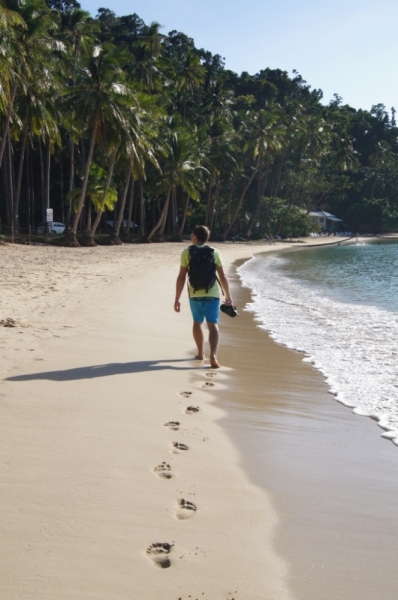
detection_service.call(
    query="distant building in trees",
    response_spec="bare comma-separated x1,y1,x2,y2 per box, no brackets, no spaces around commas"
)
308,211,343,232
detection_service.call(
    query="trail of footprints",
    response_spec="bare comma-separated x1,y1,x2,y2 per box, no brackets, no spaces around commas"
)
148,371,218,568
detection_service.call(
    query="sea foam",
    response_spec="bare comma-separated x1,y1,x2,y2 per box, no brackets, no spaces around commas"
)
238,253,398,446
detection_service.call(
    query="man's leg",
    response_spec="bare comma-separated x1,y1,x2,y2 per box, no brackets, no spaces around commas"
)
189,299,205,360
207,322,220,368
193,321,205,360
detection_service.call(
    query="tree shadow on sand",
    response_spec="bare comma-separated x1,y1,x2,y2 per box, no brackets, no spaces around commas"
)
6,359,196,383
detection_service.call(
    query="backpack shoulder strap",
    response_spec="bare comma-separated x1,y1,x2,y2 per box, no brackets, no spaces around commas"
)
187,245,195,265
216,275,225,296
211,248,225,296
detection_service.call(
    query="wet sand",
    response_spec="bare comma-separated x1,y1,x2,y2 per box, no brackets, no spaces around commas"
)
217,258,398,600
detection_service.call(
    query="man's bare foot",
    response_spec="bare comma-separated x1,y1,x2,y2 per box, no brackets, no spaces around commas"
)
195,353,205,360
210,355,220,368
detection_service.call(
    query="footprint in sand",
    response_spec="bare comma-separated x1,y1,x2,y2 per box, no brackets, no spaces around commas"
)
180,391,192,398
163,421,180,431
202,382,215,388
146,543,173,568
186,406,199,414
153,462,173,479
205,372,218,378
172,442,188,453
175,499,197,520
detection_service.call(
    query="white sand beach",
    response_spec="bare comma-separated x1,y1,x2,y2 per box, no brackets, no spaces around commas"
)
1,240,302,600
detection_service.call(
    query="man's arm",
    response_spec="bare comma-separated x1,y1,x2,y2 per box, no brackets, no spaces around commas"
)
216,266,233,305
174,266,187,312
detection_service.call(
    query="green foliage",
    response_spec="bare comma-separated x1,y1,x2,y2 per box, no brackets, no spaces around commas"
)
1,3,398,239
67,163,117,212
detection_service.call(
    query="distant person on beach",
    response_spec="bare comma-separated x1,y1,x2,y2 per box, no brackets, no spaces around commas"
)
174,225,233,368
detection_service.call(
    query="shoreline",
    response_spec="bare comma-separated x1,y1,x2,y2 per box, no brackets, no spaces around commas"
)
217,249,398,600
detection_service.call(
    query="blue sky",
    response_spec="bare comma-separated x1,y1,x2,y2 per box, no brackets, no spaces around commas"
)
80,0,398,114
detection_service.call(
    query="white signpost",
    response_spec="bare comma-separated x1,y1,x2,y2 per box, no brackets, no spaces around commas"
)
46,209,53,234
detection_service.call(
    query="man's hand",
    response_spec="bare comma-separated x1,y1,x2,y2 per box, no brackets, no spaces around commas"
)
216,266,233,307
175,267,187,313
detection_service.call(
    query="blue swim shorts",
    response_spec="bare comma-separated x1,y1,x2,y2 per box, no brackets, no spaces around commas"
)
189,297,220,324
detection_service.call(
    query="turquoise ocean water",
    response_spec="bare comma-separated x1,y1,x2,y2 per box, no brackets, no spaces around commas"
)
238,241,398,444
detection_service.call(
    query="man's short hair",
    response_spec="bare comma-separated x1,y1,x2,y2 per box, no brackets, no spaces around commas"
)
193,225,210,244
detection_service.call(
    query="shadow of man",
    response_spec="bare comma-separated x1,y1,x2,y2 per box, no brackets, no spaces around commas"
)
6,358,195,383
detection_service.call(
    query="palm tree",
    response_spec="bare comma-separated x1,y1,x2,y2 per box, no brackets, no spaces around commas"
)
195,118,238,232
0,1,25,168
12,70,60,233
203,76,234,122
67,162,117,234
137,21,164,94
368,140,393,199
1,0,60,238
0,0,57,168
62,8,97,83
61,8,98,229
177,50,205,124
62,43,133,246
222,109,281,239
110,100,160,244
147,129,207,241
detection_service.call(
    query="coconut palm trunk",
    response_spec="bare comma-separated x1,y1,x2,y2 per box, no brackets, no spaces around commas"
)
138,179,146,239
83,147,117,246
261,151,287,227
246,163,270,234
147,189,171,241
5,132,15,242
26,145,31,243
209,175,220,232
66,135,75,231
159,195,170,237
44,137,51,233
112,168,132,244
177,193,190,237
204,178,213,226
222,161,259,240
0,83,18,169
125,178,135,241
64,107,99,246
14,119,29,234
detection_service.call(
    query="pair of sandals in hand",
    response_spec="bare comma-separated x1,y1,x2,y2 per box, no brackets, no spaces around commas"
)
220,302,239,318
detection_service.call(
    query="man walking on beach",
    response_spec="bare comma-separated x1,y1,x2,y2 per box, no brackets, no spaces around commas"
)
174,225,233,368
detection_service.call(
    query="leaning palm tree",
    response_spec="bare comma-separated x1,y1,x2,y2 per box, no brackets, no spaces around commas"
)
67,162,117,234
146,129,207,241
62,42,133,246
222,108,280,240
110,96,160,244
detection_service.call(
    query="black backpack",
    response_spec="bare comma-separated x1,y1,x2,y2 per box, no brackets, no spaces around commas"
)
187,245,218,294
